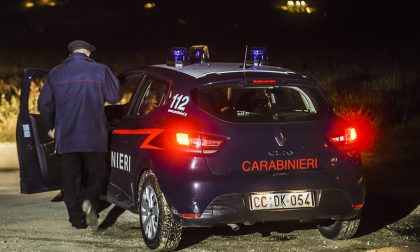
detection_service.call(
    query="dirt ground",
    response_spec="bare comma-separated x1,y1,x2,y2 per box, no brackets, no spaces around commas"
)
1,126,419,252
0,143,19,171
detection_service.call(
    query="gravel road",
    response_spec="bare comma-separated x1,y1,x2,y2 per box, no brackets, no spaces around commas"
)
0,141,419,251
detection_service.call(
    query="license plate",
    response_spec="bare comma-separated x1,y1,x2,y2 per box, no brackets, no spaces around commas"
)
249,191,315,210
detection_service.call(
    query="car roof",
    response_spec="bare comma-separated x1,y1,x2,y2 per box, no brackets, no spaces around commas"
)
153,62,302,79
132,62,317,92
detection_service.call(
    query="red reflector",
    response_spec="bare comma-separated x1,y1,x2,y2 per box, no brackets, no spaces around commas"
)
179,213,202,218
353,203,364,209
252,79,277,84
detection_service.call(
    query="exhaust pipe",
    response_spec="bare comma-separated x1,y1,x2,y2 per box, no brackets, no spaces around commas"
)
227,223,240,231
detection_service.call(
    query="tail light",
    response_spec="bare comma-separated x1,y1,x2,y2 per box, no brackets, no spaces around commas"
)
328,120,359,151
329,127,357,145
173,132,226,154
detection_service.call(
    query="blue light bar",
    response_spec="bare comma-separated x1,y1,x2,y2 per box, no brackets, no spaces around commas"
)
247,47,269,66
188,45,210,64
173,49,185,56
252,49,265,56
167,47,189,67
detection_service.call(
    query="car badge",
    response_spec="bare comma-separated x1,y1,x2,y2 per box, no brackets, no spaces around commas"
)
275,132,286,147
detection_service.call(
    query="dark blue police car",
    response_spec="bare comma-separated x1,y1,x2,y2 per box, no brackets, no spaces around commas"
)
17,46,365,251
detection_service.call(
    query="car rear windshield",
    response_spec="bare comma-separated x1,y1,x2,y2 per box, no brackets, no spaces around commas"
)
193,84,328,123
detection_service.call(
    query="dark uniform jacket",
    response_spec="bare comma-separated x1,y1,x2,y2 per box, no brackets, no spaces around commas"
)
38,53,121,154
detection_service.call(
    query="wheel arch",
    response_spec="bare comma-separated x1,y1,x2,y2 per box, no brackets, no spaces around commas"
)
133,158,161,208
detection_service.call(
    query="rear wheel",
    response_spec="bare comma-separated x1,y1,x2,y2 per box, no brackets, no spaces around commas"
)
317,217,360,240
138,170,182,251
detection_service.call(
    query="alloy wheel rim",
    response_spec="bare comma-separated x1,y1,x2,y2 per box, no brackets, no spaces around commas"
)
140,185,159,239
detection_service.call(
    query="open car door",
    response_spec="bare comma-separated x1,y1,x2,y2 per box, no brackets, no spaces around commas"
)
17,68,62,194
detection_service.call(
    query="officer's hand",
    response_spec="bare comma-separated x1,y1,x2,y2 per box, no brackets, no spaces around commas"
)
48,129,55,139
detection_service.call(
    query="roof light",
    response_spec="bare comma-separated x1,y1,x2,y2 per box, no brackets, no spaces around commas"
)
166,47,189,67
247,47,269,66
188,45,210,64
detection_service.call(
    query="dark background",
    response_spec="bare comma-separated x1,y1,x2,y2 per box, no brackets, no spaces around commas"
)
0,1,419,244
1,0,419,65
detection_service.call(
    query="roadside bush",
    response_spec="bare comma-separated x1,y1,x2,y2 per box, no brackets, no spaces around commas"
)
0,93,19,142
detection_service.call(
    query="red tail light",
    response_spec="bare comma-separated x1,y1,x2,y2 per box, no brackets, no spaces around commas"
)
173,132,226,154
113,128,227,154
329,127,357,145
328,119,359,151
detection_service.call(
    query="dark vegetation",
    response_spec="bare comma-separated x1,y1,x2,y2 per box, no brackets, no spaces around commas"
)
0,1,419,246
1,43,419,141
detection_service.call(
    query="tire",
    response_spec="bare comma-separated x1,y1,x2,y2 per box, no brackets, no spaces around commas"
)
317,217,360,240
138,170,182,251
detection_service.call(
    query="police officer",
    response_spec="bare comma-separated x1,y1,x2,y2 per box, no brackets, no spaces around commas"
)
38,40,122,229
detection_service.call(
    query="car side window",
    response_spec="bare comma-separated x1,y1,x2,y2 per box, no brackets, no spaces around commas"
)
105,73,145,126
118,74,146,106
132,76,169,117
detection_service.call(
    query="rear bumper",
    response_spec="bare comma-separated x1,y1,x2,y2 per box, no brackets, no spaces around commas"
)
177,189,362,227
153,155,365,228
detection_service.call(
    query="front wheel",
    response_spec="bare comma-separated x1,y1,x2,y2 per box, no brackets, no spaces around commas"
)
317,217,360,240
138,170,182,251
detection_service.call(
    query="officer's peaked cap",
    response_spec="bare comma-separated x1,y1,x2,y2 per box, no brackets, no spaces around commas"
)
67,40,96,52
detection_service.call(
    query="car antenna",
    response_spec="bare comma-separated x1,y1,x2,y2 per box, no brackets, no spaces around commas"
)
242,45,248,70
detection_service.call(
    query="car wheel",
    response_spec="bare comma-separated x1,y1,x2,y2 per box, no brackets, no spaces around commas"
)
138,170,182,251
317,217,360,240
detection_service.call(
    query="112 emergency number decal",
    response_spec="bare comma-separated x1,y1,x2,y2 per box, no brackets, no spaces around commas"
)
168,94,189,116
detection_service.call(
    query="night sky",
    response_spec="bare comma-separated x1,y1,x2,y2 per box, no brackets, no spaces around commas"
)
1,0,419,64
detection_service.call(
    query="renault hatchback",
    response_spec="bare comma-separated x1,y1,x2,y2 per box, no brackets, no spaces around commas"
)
17,46,365,251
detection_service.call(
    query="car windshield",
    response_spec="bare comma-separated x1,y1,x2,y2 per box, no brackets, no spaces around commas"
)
193,84,327,123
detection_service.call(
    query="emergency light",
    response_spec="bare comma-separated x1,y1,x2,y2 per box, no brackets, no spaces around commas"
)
167,47,189,67
188,45,210,64
247,47,269,66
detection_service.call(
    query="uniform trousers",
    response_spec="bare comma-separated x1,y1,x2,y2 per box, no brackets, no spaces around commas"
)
60,152,107,224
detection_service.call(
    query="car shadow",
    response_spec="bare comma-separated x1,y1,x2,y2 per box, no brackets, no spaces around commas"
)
177,221,317,250
98,205,126,230
49,190,127,231
357,188,419,237
357,163,420,236
357,124,420,236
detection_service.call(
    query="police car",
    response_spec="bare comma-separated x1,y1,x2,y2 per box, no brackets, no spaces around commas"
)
17,46,365,251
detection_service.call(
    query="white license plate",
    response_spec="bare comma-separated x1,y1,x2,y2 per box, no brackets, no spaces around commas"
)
249,191,315,210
